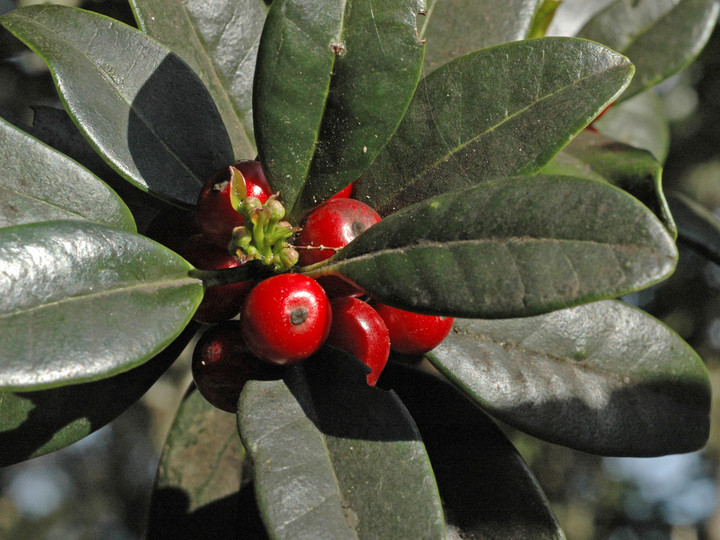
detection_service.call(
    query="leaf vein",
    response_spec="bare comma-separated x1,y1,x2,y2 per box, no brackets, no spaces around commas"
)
0,275,199,320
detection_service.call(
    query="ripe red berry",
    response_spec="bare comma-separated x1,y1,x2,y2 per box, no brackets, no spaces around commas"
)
196,160,272,248
328,181,355,201
296,198,381,266
327,297,390,386
180,234,254,323
241,273,332,365
372,302,454,356
192,321,284,412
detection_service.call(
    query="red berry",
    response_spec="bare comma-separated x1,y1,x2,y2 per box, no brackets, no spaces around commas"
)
180,234,254,323
192,321,284,412
327,297,390,386
296,198,381,266
241,273,332,365
372,302,454,356
328,181,355,201
196,160,272,248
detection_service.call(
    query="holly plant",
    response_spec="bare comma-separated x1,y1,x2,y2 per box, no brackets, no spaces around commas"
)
1,0,719,537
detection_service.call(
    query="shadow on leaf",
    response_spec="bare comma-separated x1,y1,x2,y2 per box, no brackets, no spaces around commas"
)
0,322,198,466
146,483,267,539
378,363,564,539
494,379,711,457
127,53,233,208
285,348,423,443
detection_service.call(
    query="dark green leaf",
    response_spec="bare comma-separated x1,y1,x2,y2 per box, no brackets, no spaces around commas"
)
0,5,233,208
667,190,720,266
577,0,720,100
420,0,539,73
354,37,634,215
13,106,166,223
131,0,268,159
312,175,677,318
427,300,710,456
0,220,203,390
594,90,670,163
238,349,444,540
0,115,135,231
542,129,675,237
379,363,565,539
253,0,426,218
0,323,197,467
147,385,267,539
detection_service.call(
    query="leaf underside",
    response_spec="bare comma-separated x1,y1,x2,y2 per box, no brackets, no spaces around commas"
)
594,90,670,164
379,363,565,539
238,349,445,539
427,300,711,456
667,190,720,267
577,0,720,100
420,0,539,73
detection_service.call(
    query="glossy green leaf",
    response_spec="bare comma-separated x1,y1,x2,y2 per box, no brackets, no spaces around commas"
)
238,349,445,540
542,129,675,237
311,175,677,318
15,106,165,220
0,5,233,208
427,300,711,456
354,38,634,216
0,220,203,390
147,385,267,539
577,0,720,100
131,0,268,159
253,0,427,218
378,363,565,539
0,115,135,231
0,323,197,467
594,90,671,163
420,0,539,73
667,190,720,267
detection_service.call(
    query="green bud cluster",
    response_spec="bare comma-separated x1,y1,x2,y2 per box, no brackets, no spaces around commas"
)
229,194,299,271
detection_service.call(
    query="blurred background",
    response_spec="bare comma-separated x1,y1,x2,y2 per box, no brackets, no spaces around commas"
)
1,1,719,538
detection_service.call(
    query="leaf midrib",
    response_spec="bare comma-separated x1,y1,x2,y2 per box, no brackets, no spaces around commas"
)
597,0,685,53
377,53,630,209
330,235,671,267
169,0,257,153
446,315,684,388
288,0,349,218
0,274,200,320
0,185,95,221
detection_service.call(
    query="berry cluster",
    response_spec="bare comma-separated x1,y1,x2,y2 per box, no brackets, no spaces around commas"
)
187,161,454,412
